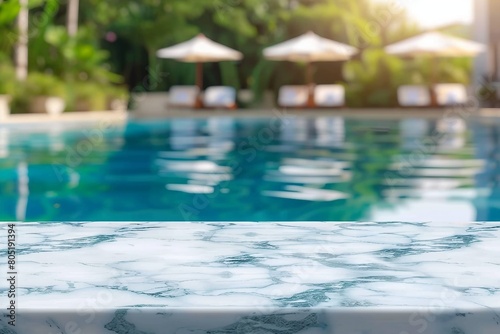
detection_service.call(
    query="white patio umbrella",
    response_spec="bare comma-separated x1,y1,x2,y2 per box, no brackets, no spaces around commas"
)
264,31,357,84
263,31,357,106
384,31,486,83
385,31,485,58
157,34,243,91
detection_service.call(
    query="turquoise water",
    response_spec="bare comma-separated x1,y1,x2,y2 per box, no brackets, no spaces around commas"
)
0,116,497,222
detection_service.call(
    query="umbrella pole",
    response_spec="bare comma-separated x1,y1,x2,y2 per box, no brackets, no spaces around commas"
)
431,57,438,84
430,57,438,107
195,62,203,109
306,62,315,108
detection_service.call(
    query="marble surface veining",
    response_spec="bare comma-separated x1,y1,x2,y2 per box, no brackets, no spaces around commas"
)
1,221,500,334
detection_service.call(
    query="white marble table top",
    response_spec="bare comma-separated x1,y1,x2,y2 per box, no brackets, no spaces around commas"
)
2,221,499,310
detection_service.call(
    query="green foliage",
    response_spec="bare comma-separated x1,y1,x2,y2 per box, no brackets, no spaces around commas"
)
27,0,61,71
83,0,210,86
289,1,350,42
0,0,20,53
249,60,276,103
67,81,107,111
35,25,122,84
66,82,129,111
343,48,405,107
24,72,66,97
0,1,20,23
105,85,129,100
0,55,16,95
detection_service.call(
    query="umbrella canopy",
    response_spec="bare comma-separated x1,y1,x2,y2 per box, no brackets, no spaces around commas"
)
156,34,242,62
157,34,242,103
263,31,358,62
384,31,485,58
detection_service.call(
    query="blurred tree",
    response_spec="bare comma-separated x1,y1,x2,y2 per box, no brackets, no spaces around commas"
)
66,0,79,36
81,0,210,89
343,48,405,107
15,0,28,80
0,0,20,54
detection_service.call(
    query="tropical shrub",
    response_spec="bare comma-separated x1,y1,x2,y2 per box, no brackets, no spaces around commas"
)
0,57,17,95
343,48,405,107
24,72,66,97
67,81,107,111
10,72,65,113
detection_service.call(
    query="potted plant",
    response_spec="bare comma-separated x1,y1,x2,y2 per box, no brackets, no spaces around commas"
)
0,62,16,119
25,73,66,115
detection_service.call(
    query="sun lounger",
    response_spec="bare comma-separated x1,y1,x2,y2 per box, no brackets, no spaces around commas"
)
168,86,200,108
433,84,467,106
278,85,309,108
313,85,345,107
202,86,237,109
397,85,431,107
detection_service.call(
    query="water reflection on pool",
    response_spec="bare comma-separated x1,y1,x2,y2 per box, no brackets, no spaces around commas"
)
0,115,498,222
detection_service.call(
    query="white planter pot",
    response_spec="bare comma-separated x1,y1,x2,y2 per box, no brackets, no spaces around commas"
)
30,96,66,115
0,95,11,119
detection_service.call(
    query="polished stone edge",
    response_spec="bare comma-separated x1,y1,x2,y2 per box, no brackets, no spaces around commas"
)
2,309,500,334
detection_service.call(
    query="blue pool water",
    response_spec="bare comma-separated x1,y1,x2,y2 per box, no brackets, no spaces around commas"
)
0,115,499,222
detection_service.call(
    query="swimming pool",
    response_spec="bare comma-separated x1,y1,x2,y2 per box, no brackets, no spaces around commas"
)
0,115,498,222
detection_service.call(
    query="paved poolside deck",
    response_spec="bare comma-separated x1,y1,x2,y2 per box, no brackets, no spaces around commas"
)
0,110,129,125
132,107,500,120
2,108,500,125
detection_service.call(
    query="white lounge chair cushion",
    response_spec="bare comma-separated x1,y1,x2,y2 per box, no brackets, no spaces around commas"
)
397,85,431,107
203,86,236,108
169,86,200,107
314,85,345,107
278,85,309,107
434,84,467,106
